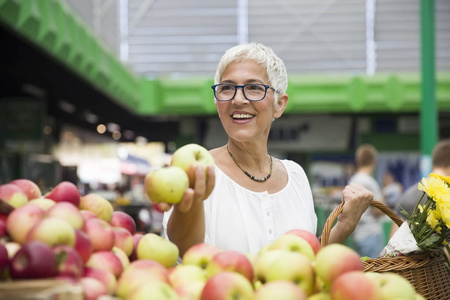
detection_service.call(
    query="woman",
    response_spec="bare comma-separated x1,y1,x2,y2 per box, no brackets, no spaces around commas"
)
158,42,373,257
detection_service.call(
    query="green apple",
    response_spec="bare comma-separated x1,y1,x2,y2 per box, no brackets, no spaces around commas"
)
314,243,362,287
308,292,331,300
255,249,315,296
26,217,75,247
27,198,56,210
373,273,417,300
268,234,315,261
137,233,179,268
79,193,114,222
170,143,215,187
127,281,179,300
169,264,207,288
144,166,189,204
254,281,307,300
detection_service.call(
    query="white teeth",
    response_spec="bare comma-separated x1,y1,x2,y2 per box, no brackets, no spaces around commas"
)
232,114,254,119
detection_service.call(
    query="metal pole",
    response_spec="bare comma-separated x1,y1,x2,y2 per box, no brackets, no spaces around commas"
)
420,0,438,178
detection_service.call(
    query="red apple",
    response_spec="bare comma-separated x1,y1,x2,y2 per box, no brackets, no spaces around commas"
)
53,245,84,279
47,202,84,229
84,218,115,251
80,210,98,223
255,281,308,300
86,250,123,278
116,261,170,299
315,244,363,287
110,211,136,234
129,233,144,261
9,241,58,279
45,181,80,207
79,193,113,222
112,227,134,256
206,250,254,282
285,229,321,254
74,229,93,264
6,203,46,244
0,217,6,238
83,267,117,295
330,271,381,300
0,243,9,279
10,179,42,200
0,183,27,208
26,217,76,247
79,277,109,300
182,242,223,270
200,271,254,300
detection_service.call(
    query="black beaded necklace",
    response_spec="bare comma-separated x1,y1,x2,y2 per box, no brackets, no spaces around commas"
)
226,144,272,182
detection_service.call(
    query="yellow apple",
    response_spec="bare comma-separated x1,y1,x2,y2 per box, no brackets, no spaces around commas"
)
144,166,189,204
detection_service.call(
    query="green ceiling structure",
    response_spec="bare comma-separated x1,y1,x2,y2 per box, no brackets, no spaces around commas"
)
1,0,449,117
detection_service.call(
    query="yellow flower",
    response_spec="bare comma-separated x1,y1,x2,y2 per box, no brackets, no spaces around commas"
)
437,203,450,227
418,176,450,205
426,209,440,230
430,173,450,186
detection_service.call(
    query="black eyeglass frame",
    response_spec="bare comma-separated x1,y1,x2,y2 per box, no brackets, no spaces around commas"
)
211,84,276,102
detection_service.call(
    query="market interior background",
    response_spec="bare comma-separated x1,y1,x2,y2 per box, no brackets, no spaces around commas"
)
0,0,449,237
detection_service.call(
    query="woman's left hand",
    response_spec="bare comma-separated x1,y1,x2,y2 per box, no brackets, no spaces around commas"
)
339,183,373,230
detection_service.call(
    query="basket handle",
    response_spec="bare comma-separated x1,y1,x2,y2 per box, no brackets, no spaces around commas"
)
320,200,404,247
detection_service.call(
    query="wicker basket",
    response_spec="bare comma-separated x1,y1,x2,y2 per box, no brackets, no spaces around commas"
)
321,200,450,300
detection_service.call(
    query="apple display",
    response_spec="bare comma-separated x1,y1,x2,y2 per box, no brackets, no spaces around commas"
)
79,277,109,300
27,198,56,210
255,249,315,296
170,143,215,187
314,244,362,287
10,179,42,200
74,228,93,264
112,227,134,256
86,250,124,278
137,233,179,268
110,211,136,234
44,181,81,207
182,242,222,270
83,266,117,295
285,229,321,254
53,245,84,279
0,183,28,208
330,271,380,300
26,217,76,247
144,166,189,204
206,250,254,282
200,271,254,300
169,264,207,289
79,193,114,222
126,281,179,300
9,241,58,279
83,218,115,251
254,281,307,300
268,234,315,261
47,202,84,229
129,233,144,261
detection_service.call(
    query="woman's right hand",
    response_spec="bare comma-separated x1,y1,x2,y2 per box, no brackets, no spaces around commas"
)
156,164,215,213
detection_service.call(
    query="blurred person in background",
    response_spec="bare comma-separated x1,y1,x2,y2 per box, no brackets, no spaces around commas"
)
382,169,403,211
394,139,450,222
348,144,387,258
157,42,375,257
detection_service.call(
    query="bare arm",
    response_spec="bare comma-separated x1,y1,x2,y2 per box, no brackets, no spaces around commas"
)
328,183,373,244
158,165,215,257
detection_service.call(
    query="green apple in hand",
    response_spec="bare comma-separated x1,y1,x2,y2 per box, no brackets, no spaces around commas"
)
171,143,215,187
144,166,189,204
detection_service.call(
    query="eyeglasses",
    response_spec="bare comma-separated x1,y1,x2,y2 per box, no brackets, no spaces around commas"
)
211,84,276,102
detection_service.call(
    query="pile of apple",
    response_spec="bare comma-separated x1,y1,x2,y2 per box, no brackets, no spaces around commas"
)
0,143,425,300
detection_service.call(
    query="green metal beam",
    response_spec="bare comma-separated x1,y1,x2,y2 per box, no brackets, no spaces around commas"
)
420,0,438,177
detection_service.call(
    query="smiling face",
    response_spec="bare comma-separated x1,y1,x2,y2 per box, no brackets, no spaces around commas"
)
215,60,288,143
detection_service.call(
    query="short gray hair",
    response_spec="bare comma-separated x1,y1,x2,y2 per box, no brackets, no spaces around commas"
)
214,42,288,95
